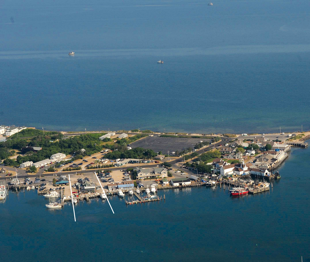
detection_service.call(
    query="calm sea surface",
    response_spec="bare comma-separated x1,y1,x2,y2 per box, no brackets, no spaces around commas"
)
0,144,309,262
0,0,309,133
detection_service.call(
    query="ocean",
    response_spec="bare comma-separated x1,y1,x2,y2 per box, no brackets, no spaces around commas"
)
0,0,309,133
0,144,309,262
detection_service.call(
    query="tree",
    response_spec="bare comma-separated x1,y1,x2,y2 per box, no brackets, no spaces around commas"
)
265,144,272,151
168,172,172,177
236,147,245,153
28,166,37,173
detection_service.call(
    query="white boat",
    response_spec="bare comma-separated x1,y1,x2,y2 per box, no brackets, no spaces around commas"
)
31,185,35,190
206,180,216,187
150,186,156,193
100,193,107,200
44,191,60,198
118,190,125,197
129,190,133,195
145,188,150,194
46,202,62,209
68,51,75,56
73,198,78,204
0,185,7,200
136,188,140,194
157,60,164,64
26,186,31,191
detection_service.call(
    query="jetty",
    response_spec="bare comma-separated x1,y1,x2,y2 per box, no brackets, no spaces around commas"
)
287,141,308,148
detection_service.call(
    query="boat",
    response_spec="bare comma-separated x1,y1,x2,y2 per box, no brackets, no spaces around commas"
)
46,202,62,209
145,188,150,194
150,186,156,193
68,52,75,56
26,186,31,191
136,188,140,194
129,190,133,195
0,185,7,200
208,3,213,6
118,190,125,197
230,187,248,196
206,180,216,187
31,185,35,190
73,198,78,205
100,193,107,200
9,178,20,186
43,191,60,198
157,60,164,64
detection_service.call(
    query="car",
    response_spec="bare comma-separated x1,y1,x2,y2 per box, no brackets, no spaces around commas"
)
40,183,46,187
92,157,97,159
78,163,83,165
83,160,88,162
41,179,46,181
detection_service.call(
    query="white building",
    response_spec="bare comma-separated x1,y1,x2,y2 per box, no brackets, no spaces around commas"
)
135,167,167,179
249,168,271,177
20,161,33,168
170,178,191,187
50,153,66,162
0,126,5,135
5,128,19,137
33,159,51,168
99,132,115,140
272,143,291,152
118,133,128,139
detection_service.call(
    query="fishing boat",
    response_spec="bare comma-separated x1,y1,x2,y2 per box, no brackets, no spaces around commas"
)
46,202,62,209
206,180,216,187
118,190,125,197
73,198,78,205
0,185,7,200
100,193,107,200
136,188,140,194
26,186,31,191
145,188,150,194
157,60,164,64
44,191,60,198
129,190,133,195
68,51,75,56
230,187,248,196
150,186,156,193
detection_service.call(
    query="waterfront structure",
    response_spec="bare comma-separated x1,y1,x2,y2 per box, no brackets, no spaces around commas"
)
170,178,191,186
20,161,33,168
135,167,167,179
117,181,134,189
99,132,115,140
118,133,128,139
4,126,26,137
220,162,249,176
249,168,271,177
254,150,288,170
50,153,66,162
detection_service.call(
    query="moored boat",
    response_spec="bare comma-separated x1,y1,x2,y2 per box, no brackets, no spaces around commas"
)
230,187,248,196
44,191,60,198
0,185,7,200
129,190,133,195
46,202,62,209
118,190,125,197
157,60,164,64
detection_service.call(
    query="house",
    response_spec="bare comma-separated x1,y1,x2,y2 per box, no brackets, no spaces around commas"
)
20,161,33,168
50,153,66,162
0,126,5,135
170,178,191,187
33,159,51,168
220,161,249,176
218,146,234,154
21,146,42,154
118,133,128,139
161,178,169,185
135,167,167,179
99,132,115,140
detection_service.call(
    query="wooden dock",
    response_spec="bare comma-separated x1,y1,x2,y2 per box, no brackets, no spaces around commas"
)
287,141,308,148
248,186,270,194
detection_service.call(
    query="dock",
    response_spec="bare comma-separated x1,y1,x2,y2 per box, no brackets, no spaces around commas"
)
248,186,270,194
287,141,308,148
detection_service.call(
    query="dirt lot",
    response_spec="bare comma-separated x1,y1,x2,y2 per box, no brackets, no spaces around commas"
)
129,136,212,153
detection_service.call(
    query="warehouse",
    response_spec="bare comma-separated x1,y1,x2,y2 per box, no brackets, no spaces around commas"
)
170,178,191,187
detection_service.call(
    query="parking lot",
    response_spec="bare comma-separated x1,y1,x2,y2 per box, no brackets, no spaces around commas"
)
130,136,212,154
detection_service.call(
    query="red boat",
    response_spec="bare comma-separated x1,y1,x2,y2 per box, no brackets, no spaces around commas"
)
230,187,248,196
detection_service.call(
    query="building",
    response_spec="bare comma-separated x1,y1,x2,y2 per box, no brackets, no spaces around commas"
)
218,146,234,154
50,153,66,162
135,167,167,179
249,168,271,177
117,181,134,189
272,143,291,152
118,133,128,139
33,159,51,168
170,178,191,187
99,132,115,140
5,128,19,137
220,161,249,176
20,161,33,168
161,178,169,185
0,126,5,135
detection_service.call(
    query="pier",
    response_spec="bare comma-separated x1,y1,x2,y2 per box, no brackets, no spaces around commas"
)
287,141,308,148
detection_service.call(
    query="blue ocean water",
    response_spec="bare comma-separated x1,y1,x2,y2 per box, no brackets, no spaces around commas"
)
0,0,309,133
0,144,309,262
